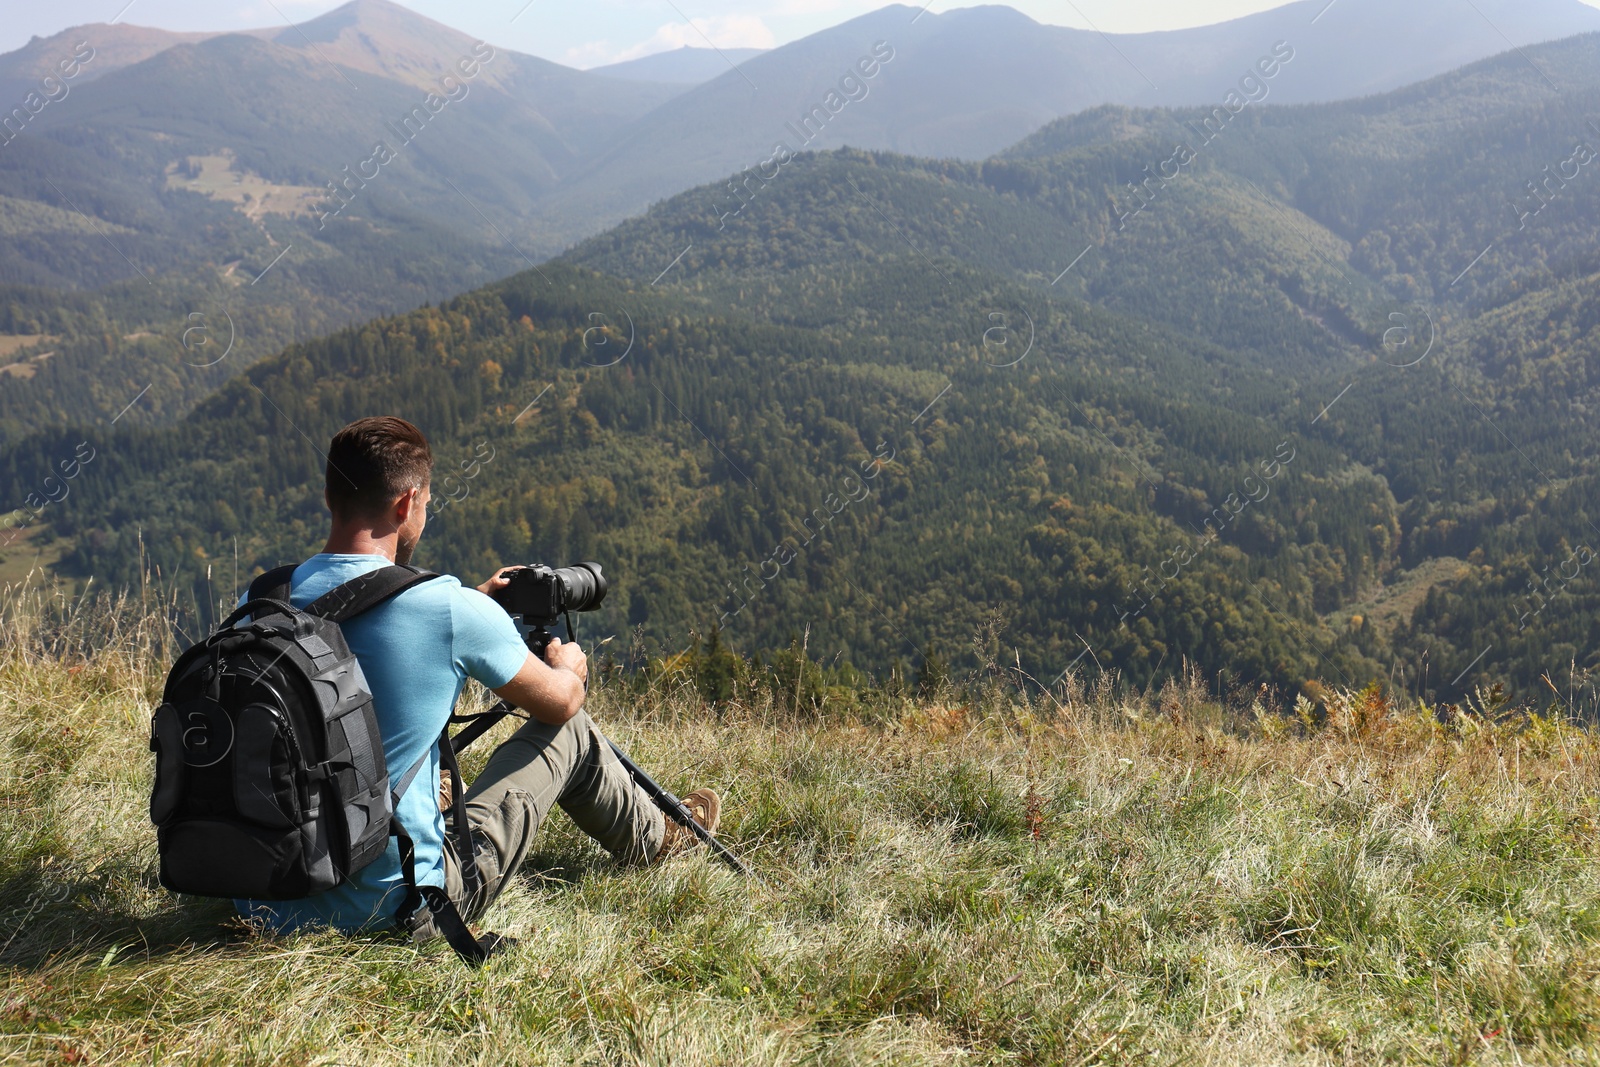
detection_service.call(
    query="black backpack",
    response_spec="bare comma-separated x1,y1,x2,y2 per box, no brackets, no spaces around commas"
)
150,563,499,964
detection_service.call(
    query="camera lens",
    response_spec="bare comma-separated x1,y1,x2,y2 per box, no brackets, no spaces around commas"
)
553,562,607,612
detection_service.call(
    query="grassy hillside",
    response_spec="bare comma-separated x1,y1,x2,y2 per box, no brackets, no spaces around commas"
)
4,589,1600,1064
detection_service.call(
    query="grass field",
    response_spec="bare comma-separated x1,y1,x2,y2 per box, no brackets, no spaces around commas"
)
0,335,58,381
0,337,57,361
163,152,323,221
0,536,74,593
3,585,1599,1065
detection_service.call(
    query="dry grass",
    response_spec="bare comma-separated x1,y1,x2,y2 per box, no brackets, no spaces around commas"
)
163,151,324,220
3,584,1600,1065
0,335,58,381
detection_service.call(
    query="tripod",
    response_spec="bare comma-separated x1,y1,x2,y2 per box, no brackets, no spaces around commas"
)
447,626,755,879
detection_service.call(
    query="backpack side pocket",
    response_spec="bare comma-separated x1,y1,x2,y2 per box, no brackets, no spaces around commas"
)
233,704,301,829
149,703,187,826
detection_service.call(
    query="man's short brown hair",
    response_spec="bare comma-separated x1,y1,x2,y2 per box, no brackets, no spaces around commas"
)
325,416,433,520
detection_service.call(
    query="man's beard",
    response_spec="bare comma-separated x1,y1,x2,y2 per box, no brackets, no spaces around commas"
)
395,531,419,566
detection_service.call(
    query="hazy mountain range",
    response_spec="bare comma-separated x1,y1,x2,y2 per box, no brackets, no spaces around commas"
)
6,17,1600,702
545,0,1600,228
0,0,1592,422
5,0,1600,700
5,0,1599,271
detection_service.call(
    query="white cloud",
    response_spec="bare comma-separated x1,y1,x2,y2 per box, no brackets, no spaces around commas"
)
561,38,624,68
572,13,775,67
771,0,853,14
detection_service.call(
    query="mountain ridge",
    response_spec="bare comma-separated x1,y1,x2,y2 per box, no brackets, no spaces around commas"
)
590,46,767,85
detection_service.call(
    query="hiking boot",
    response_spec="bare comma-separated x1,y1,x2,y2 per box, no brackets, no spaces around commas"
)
653,788,721,861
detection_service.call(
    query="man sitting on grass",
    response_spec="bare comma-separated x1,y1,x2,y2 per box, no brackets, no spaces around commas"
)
238,415,720,942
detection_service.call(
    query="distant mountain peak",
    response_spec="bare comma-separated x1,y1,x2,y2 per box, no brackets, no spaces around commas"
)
0,0,497,95
240,0,552,96
284,0,472,47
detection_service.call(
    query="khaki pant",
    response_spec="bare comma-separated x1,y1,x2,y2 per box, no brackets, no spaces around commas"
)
423,709,665,928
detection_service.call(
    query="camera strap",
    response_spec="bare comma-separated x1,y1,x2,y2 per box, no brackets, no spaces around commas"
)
447,704,520,756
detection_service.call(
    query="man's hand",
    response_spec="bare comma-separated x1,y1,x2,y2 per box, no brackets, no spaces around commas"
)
477,566,525,598
544,636,588,688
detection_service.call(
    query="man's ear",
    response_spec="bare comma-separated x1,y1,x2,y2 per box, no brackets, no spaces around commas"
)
392,487,415,525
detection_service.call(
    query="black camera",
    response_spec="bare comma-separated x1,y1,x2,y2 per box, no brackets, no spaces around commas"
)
490,562,607,653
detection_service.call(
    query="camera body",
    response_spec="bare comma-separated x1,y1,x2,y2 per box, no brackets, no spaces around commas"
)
491,562,607,653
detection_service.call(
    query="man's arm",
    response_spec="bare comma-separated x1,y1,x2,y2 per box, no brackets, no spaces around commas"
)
475,566,587,726
490,638,587,726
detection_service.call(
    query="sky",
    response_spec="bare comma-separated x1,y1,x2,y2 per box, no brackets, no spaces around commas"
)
9,0,1600,66
11,0,1594,68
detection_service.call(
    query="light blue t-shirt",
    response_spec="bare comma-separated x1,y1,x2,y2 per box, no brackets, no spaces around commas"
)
236,553,528,932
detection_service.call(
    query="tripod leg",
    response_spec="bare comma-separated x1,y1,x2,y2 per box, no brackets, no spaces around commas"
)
607,741,756,879
450,702,755,879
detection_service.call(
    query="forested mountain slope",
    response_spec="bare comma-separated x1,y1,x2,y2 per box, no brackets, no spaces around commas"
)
5,31,1600,703
0,1,677,438
5,2,1600,445
13,259,1393,695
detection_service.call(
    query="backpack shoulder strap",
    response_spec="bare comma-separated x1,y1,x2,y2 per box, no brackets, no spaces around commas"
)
304,565,440,624
390,745,431,809
391,815,507,965
247,564,298,605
